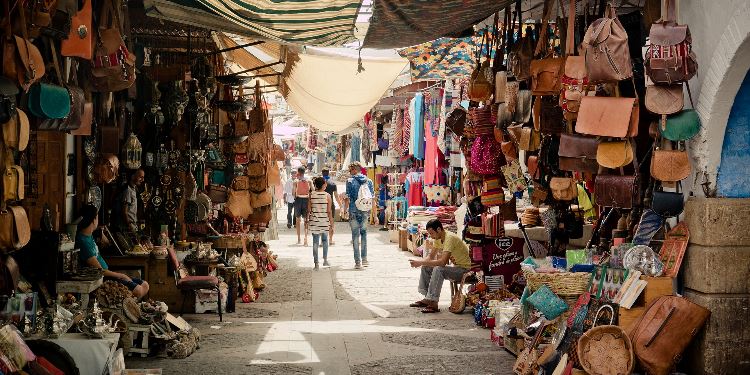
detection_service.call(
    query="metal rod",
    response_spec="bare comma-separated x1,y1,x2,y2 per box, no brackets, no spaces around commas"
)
193,41,265,58
233,61,284,75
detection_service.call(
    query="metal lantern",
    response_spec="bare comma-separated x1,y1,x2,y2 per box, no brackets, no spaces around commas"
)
125,133,142,170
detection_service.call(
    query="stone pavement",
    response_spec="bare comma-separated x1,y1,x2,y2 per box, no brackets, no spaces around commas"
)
127,209,515,374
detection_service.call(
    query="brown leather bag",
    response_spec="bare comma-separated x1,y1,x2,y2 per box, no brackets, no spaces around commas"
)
595,174,637,208
526,155,539,180
508,125,540,152
446,107,467,137
645,84,684,128
90,1,136,92
0,206,31,252
232,176,250,191
597,140,634,169
3,165,24,201
247,205,272,225
2,109,29,151
3,5,45,92
501,140,518,161
208,184,228,204
246,163,265,177
582,4,633,83
468,61,492,102
651,149,690,182
267,162,281,186
70,102,93,136
628,296,710,375
61,0,93,59
530,58,564,96
533,96,565,134
226,189,252,219
509,30,534,81
550,177,578,201
250,189,273,209
576,97,639,137
558,134,599,173
645,0,697,84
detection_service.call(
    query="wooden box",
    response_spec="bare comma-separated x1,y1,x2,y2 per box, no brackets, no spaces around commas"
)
399,229,408,251
389,229,399,243
619,276,674,331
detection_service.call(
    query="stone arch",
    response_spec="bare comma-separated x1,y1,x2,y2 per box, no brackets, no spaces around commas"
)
689,1,750,195
716,70,750,197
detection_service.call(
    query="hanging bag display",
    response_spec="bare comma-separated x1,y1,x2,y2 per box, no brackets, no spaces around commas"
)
645,0,697,84
61,0,93,59
597,139,634,169
533,95,566,134
90,0,136,92
582,3,633,83
226,189,252,219
651,148,690,182
29,41,71,125
560,0,590,121
576,96,639,137
530,0,564,96
3,5,46,92
558,134,599,173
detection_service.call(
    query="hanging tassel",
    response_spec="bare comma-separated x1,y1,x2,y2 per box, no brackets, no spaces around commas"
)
357,48,365,73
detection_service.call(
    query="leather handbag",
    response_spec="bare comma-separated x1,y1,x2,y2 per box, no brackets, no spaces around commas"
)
3,6,46,92
531,182,549,207
576,96,639,137
595,174,637,208
2,109,29,152
550,177,578,201
28,46,71,122
226,189,252,218
652,184,684,217
582,3,633,82
530,58,564,96
267,162,281,186
533,95,565,134
651,149,690,181
61,0,93,59
246,163,265,177
597,140,634,169
70,102,93,136
3,165,24,201
250,189,273,209
247,205,272,225
90,1,136,92
232,176,250,191
0,77,18,124
661,109,700,141
628,296,710,375
208,184,228,204
645,84,683,117
0,205,31,252
468,62,492,102
645,0,697,84
501,139,518,161
558,134,599,173
508,125,540,152
560,56,589,121
527,155,540,180
446,107,467,137
509,29,534,81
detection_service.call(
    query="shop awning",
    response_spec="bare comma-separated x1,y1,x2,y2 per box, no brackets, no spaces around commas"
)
213,33,283,86
279,47,407,133
145,0,361,46
363,0,510,48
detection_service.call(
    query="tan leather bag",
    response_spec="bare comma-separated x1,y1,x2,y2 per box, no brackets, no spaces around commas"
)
468,61,492,102
232,176,250,191
0,206,31,252
3,165,24,201
246,163,265,177
651,149,690,182
2,109,29,151
576,97,639,137
267,163,281,186
645,84,684,128
4,4,46,92
582,4,633,83
597,140,634,169
550,177,578,201
530,58,564,96
250,189,273,209
628,296,710,375
226,189,252,218
508,125,540,152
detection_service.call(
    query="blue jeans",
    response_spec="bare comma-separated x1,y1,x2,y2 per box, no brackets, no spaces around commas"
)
312,233,328,264
418,266,468,302
633,209,665,245
349,210,367,263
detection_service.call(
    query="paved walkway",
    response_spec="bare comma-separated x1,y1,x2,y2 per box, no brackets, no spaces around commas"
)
127,209,515,374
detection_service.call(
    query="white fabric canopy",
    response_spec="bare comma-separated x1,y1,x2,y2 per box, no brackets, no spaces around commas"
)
281,47,407,132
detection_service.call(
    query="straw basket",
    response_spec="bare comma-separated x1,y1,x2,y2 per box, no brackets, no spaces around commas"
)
523,270,591,297
577,325,635,375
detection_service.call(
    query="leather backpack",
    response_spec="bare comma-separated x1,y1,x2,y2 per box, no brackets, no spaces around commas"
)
90,0,136,92
628,296,710,375
582,3,633,83
645,0,697,84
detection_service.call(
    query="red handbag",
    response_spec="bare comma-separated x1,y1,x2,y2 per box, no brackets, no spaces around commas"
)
469,135,503,175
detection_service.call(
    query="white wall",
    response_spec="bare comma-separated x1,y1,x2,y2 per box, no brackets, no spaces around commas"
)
679,0,750,196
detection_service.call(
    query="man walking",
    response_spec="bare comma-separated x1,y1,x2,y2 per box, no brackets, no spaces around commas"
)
345,162,374,269
408,219,471,313
284,171,296,228
293,167,311,246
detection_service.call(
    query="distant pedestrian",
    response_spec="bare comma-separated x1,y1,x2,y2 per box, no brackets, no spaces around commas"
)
284,171,297,228
307,177,332,270
345,162,374,270
294,167,311,246
322,169,341,245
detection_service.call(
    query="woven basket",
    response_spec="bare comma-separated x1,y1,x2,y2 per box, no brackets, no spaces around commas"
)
212,236,243,249
523,270,591,297
577,325,635,375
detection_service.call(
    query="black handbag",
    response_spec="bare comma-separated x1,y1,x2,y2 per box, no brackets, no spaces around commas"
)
0,77,18,124
652,183,684,217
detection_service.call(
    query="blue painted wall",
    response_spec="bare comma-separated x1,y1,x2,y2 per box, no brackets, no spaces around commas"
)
717,69,750,197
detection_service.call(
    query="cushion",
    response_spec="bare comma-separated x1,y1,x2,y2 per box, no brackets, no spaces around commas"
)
177,275,219,290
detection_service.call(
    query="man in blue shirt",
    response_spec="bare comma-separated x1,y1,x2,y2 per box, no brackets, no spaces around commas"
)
344,162,374,270
75,205,150,299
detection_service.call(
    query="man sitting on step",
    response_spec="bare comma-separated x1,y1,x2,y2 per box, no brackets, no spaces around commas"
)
408,219,471,313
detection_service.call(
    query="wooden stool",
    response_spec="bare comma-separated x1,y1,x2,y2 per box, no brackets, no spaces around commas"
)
56,277,103,311
127,324,151,357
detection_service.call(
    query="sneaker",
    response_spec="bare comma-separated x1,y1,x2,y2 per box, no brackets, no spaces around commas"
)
354,263,362,270
362,259,369,267
323,260,330,267
314,263,319,271
287,224,292,229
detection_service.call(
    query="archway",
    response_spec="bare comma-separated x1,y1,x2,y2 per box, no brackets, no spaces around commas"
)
716,69,750,197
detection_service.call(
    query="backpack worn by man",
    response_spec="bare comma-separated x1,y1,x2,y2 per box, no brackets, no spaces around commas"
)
355,181,373,212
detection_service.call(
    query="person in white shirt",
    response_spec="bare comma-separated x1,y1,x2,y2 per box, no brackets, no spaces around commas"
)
284,172,297,228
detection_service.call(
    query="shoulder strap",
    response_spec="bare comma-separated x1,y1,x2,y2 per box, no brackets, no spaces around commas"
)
534,0,556,57
565,0,577,56
664,0,676,23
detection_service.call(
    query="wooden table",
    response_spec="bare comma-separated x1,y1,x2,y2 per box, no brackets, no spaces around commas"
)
56,277,103,310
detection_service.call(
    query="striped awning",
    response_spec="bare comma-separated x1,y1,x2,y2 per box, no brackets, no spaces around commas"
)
196,0,361,46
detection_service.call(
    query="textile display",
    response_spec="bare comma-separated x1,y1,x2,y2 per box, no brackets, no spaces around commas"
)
410,93,425,160
399,31,495,80
363,0,509,48
280,47,407,132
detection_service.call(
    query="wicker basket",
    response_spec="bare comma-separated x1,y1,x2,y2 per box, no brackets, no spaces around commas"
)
577,325,635,375
523,270,591,297
212,236,243,249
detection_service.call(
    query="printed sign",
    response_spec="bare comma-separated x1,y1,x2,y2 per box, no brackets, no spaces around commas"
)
483,237,525,285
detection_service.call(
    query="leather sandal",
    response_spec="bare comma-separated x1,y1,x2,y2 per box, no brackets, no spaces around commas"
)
420,306,440,313
409,300,428,308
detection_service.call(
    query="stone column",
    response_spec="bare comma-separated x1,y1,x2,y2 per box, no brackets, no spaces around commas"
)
682,198,750,374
